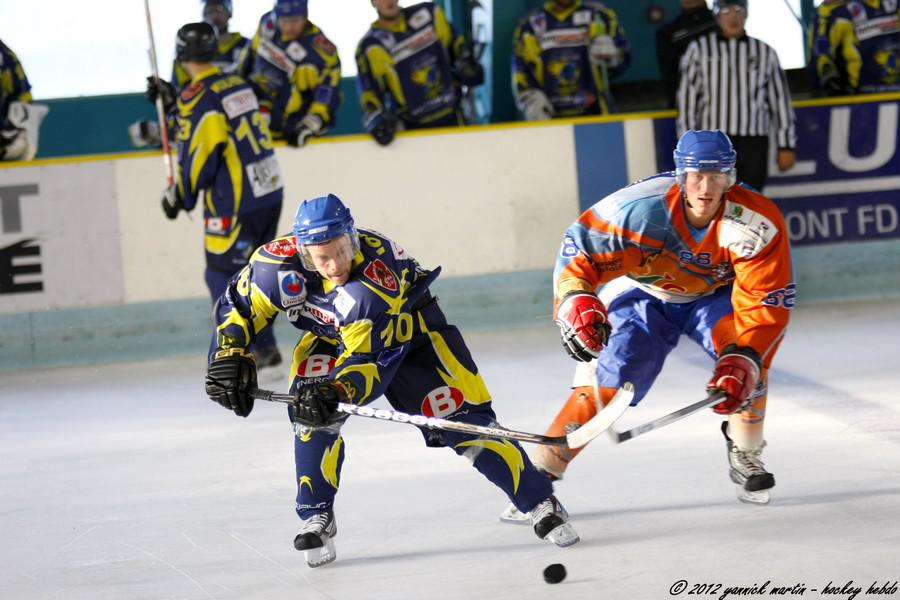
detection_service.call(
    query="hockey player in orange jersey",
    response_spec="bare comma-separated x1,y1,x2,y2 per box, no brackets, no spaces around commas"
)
510,130,794,513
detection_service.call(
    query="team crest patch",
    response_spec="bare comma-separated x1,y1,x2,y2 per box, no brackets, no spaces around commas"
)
263,238,297,258
363,259,398,291
278,271,306,307
313,34,336,54
180,81,205,102
408,7,432,29
286,41,307,62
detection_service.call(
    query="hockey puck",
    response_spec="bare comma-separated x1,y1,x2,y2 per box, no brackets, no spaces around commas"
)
543,563,566,584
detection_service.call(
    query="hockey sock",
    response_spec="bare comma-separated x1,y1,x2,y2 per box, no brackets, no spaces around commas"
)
727,390,767,450
533,386,616,478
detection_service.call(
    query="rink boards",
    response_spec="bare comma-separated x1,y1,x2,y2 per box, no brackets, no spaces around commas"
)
1,95,899,369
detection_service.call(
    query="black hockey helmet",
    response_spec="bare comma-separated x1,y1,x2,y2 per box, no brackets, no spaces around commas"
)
175,22,218,63
203,0,232,16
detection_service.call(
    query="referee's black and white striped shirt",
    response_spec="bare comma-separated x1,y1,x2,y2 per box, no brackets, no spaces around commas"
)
676,31,796,149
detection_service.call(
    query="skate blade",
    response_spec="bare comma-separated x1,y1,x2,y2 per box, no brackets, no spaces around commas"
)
545,523,580,548
736,486,771,505
304,537,336,568
499,503,531,525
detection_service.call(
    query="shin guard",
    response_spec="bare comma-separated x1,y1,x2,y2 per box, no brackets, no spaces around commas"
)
533,386,616,478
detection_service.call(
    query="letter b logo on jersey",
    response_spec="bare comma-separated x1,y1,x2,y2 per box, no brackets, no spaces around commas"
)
421,386,464,418
296,354,335,379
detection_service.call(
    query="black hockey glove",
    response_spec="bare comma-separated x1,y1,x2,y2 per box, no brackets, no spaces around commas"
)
365,111,397,146
292,381,349,429
160,185,184,220
145,76,177,114
453,52,484,87
206,347,258,417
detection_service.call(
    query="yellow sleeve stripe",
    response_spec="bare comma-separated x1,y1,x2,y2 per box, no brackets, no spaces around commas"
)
364,45,407,107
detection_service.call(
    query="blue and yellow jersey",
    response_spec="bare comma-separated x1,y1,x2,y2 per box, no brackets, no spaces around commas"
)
0,40,32,124
555,174,794,366
355,2,467,128
174,67,283,254
808,0,900,93
171,32,252,90
213,228,449,405
240,12,341,136
513,0,630,116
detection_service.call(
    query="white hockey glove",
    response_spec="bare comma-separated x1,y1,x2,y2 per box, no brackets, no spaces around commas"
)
286,114,325,148
519,89,554,121
128,120,162,148
589,35,621,68
1,101,49,161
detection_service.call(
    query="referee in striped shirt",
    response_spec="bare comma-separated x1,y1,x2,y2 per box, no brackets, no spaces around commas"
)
676,0,796,191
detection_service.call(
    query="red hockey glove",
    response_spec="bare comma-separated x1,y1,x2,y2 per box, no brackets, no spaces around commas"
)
708,344,762,415
554,291,610,362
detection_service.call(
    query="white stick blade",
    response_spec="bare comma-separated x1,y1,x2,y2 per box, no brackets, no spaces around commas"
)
565,382,634,448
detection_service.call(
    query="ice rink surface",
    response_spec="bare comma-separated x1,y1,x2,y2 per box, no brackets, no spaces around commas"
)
2,299,899,600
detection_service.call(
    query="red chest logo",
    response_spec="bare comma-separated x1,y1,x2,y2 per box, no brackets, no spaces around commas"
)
363,259,398,292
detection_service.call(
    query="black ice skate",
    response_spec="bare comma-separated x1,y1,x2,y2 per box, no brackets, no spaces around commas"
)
499,468,559,524
530,495,579,547
722,422,775,505
294,511,337,567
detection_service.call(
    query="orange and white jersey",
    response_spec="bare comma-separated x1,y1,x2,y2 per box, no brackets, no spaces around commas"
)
554,172,795,365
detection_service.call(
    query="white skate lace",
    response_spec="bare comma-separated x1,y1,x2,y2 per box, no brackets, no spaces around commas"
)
530,497,564,526
731,445,767,477
299,512,333,536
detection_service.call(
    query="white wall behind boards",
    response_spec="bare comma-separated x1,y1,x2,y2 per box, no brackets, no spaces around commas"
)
124,124,579,306
3,122,579,313
0,162,122,313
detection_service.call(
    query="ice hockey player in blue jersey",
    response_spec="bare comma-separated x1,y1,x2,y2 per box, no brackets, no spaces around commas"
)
808,0,900,95
204,193,579,567
355,0,485,145
132,1,252,149
151,22,284,369
171,0,252,89
0,39,48,161
238,0,341,147
512,0,630,119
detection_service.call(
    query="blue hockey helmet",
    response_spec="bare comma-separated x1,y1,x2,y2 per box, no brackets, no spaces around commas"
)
175,22,218,62
274,0,308,18
293,194,359,269
673,130,737,186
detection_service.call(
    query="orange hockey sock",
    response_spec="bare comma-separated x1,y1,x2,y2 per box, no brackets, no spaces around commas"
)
533,386,617,478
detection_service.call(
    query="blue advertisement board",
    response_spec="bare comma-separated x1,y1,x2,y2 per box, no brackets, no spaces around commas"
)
631,97,900,247
765,98,900,246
